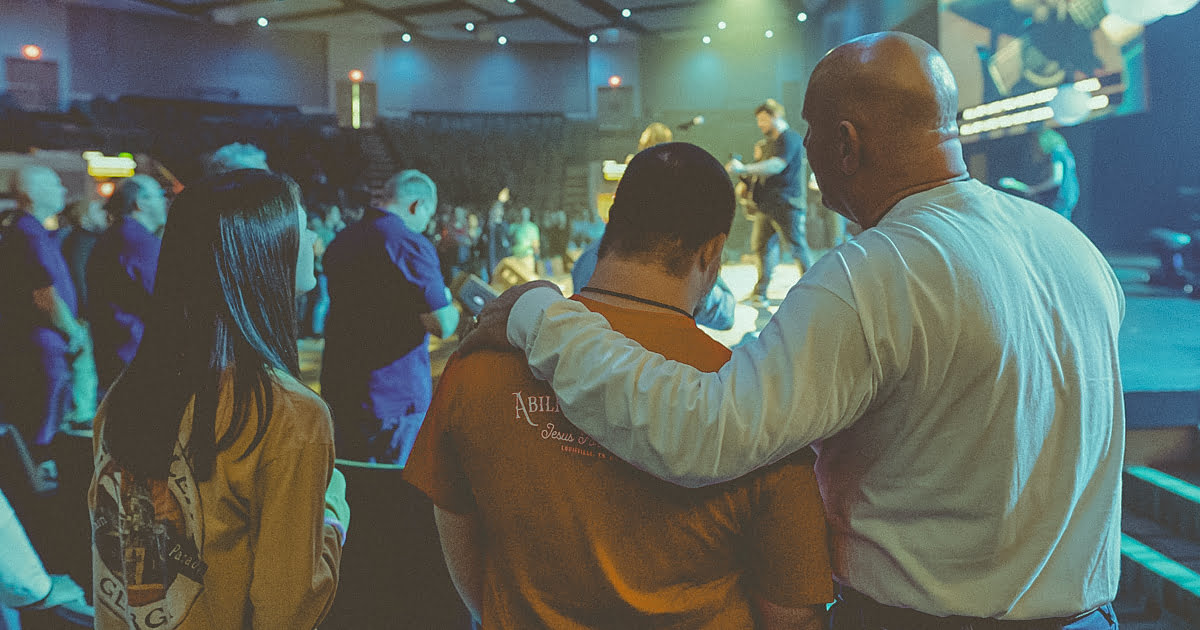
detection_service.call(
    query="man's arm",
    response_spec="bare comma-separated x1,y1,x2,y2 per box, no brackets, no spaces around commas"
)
728,157,787,178
419,287,460,338
434,506,484,622
503,280,875,486
32,286,85,354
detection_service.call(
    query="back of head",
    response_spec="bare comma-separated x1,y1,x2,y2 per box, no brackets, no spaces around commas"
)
637,123,674,152
205,143,270,176
13,165,60,213
599,142,735,276
807,32,959,142
384,169,437,209
104,174,158,220
104,169,304,480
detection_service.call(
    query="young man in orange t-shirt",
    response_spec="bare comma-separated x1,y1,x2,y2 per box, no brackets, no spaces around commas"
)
405,143,832,629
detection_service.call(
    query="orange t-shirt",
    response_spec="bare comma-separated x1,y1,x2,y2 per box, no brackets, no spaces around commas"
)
404,296,832,629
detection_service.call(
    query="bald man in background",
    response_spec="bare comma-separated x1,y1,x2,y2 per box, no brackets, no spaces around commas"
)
468,32,1123,629
0,166,85,454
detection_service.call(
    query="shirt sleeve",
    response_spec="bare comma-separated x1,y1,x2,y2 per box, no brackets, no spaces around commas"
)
19,224,55,291
743,449,834,607
508,281,876,487
404,356,476,514
249,417,342,629
0,488,52,608
393,237,451,313
775,129,803,167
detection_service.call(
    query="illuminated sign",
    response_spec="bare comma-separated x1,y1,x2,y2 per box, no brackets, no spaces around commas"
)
83,151,136,178
601,160,626,182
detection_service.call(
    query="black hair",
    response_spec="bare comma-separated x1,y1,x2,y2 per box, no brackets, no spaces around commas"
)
102,169,304,480
103,175,155,220
598,142,735,276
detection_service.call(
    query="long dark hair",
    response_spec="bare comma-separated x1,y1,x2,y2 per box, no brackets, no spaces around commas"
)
103,169,303,481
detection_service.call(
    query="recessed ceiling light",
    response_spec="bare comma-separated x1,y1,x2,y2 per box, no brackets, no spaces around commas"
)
621,8,631,18
765,29,774,38
465,22,475,31
498,35,508,45
257,16,268,27
718,21,727,30
797,12,808,22
702,35,711,44
588,34,598,43
402,33,412,42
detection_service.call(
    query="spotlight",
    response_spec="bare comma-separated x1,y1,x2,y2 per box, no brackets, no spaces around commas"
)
465,22,475,31
608,75,622,87
507,0,516,3
348,69,364,82
257,16,268,27
589,34,598,43
402,32,412,42
20,44,42,60
621,8,631,17
702,35,711,44
98,181,115,197
765,29,774,38
498,35,508,45
718,21,727,30
797,12,808,22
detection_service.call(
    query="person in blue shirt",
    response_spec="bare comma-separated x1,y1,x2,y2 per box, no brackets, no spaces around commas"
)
0,166,83,454
726,99,816,304
999,128,1079,221
87,175,167,397
321,170,460,465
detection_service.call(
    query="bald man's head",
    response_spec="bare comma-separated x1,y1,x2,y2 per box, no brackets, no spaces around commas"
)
806,32,958,140
14,165,66,220
801,32,967,227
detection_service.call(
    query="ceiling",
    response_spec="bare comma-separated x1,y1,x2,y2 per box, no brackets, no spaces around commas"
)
64,0,815,44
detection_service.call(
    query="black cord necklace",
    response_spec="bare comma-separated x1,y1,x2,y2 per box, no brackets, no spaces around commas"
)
580,286,694,319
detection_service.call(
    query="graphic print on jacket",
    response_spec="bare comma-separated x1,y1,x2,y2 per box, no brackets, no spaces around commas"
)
92,436,205,629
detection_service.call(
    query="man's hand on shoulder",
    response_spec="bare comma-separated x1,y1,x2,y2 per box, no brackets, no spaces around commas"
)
458,280,562,356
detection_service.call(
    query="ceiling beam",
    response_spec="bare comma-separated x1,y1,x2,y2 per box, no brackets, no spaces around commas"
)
508,0,588,38
265,6,359,24
574,0,650,34
343,0,418,30
127,0,201,16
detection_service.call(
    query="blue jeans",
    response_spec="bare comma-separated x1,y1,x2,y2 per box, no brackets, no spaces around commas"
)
751,206,815,296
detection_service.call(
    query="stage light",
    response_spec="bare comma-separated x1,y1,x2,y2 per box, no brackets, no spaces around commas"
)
348,69,364,82
402,33,412,42
589,34,598,43
21,45,42,60
498,35,508,45
257,16,268,27
765,30,774,38
621,8,631,18
718,21,727,30
608,75,622,87
702,35,711,44
465,22,475,31
98,182,116,198
797,12,808,22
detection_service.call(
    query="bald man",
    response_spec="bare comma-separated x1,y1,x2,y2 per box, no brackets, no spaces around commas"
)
467,33,1123,628
87,175,167,395
0,166,86,452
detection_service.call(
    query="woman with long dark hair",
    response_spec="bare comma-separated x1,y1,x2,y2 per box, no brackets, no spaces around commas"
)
88,169,348,629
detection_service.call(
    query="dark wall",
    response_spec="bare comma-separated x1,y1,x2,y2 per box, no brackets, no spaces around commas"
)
964,8,1200,251
68,6,328,107
376,36,590,115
